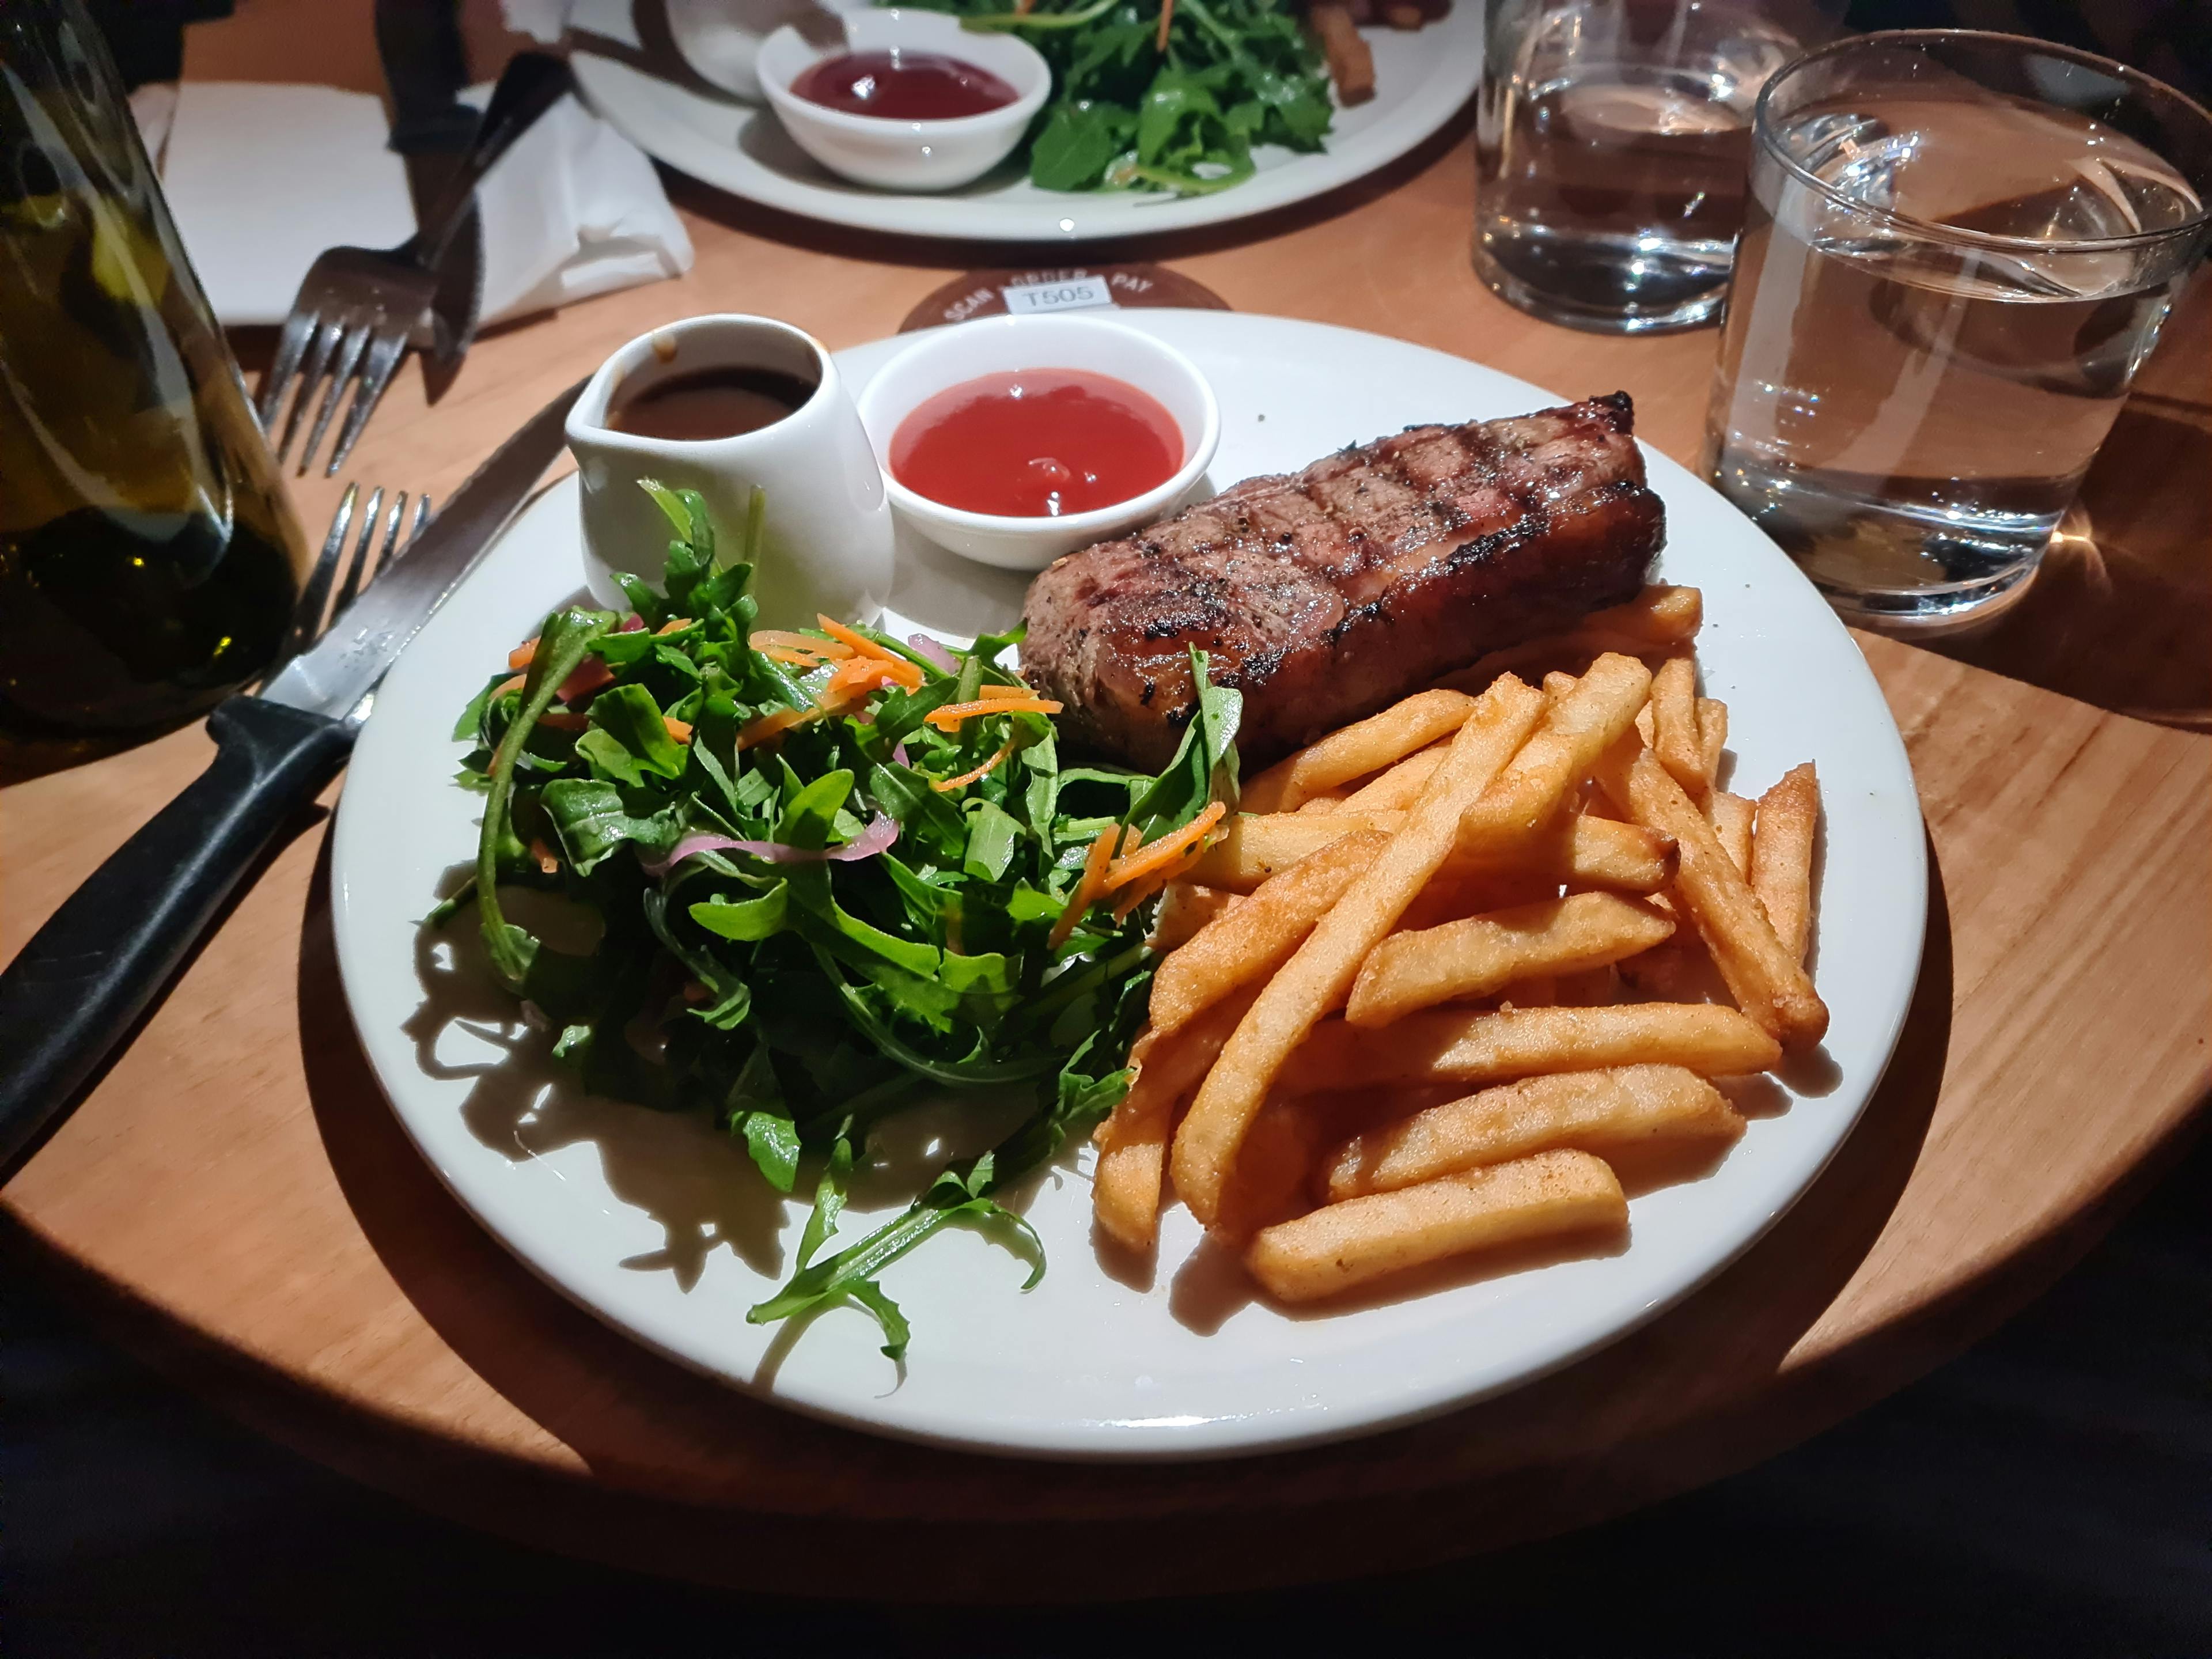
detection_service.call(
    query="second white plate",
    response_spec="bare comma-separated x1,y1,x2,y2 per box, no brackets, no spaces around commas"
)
566,0,1483,242
332,312,1927,1460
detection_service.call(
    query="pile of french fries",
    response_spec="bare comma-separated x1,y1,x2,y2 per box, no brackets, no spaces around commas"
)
1092,584,1827,1304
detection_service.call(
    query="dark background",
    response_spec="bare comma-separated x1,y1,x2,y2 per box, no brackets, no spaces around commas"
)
6,3,2208,1654
7,1127,2207,1656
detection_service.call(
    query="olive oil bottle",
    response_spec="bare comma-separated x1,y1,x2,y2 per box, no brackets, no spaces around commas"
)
1,0,306,751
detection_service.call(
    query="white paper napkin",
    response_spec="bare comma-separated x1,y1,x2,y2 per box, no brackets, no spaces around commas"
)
142,78,692,329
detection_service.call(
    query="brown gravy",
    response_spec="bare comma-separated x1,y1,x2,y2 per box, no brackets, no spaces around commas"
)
608,366,817,441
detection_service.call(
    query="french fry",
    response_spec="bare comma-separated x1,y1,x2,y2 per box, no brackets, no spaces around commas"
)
1286,1002,1785,1093
1338,740,1450,814
1697,696,1728,789
1186,810,1399,891
1150,828,1388,1032
1457,653,1653,853
1324,1065,1741,1199
1296,791,1347,815
1650,654,1706,801
1149,882,1240,953
1191,808,1671,895
1394,869,1567,934
1246,1149,1626,1302
1460,809,1673,892
1240,689,1476,813
1608,747,1827,1048
1171,675,1547,1227
1211,1094,1331,1241
1346,891,1676,1027
1433,589,1705,695
1554,964,1619,1005
1751,762,1819,964
1092,988,1258,1251
1587,584,1702,645
1709,790,1755,875
1308,1,1376,104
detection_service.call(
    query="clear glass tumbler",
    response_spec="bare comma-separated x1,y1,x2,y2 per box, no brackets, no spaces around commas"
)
1704,31,2212,633
1474,0,1839,332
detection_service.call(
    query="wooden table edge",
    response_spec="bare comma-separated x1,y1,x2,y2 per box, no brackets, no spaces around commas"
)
9,1086,2204,1603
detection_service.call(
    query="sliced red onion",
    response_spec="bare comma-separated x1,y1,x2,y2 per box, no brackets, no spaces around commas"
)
892,740,910,767
619,613,647,632
642,812,899,878
907,632,959,673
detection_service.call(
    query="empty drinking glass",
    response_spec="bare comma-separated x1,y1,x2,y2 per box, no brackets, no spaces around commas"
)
1475,0,1840,332
1703,31,2212,632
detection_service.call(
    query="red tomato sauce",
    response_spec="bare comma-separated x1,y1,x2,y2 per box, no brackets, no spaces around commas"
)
790,50,1019,119
889,370,1183,518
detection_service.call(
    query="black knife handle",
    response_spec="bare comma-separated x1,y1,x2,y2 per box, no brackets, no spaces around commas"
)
0,698,353,1167
416,52,573,272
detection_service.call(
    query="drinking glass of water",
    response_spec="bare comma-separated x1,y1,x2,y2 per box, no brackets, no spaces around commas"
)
1475,0,1840,332
1705,31,2212,633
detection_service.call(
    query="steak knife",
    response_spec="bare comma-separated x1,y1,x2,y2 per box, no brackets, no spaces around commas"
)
0,381,587,1168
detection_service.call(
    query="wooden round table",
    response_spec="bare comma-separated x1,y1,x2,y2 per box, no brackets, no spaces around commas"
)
4,7,2209,1602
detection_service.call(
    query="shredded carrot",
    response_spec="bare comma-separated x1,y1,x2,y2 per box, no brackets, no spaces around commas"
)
931,734,1018,793
762,646,822,667
815,615,899,662
656,617,692,635
976,681,1036,699
528,836,560,875
925,695,1063,730
738,706,812,747
507,639,537,671
877,654,926,690
1048,824,1122,949
1111,839,1210,922
1156,0,1175,50
822,657,891,701
1104,801,1225,892
753,628,853,660
537,709,589,732
491,673,525,699
664,716,692,743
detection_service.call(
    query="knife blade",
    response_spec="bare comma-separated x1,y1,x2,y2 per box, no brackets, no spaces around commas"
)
0,380,587,1166
263,377,586,722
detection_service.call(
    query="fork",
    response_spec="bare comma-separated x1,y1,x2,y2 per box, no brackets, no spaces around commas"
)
257,52,571,478
277,484,434,668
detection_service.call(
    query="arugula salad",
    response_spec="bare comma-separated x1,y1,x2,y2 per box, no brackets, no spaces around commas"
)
909,0,1335,195
430,484,1238,1357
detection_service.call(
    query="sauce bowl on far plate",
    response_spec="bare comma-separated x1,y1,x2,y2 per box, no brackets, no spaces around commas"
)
855,313,1222,571
757,9,1050,192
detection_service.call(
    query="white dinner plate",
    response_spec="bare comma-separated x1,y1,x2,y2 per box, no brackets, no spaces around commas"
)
332,312,1926,1460
566,0,1482,243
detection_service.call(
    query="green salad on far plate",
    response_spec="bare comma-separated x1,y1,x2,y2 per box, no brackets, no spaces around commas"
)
912,0,1336,194
426,482,1239,1358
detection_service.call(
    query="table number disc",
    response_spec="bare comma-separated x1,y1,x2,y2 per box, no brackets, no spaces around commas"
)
900,264,1230,332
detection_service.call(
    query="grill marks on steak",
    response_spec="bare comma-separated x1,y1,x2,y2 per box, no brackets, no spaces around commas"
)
1021,393,1665,771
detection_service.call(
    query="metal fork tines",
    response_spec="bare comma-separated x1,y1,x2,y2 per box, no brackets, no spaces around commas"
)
282,484,434,661
257,251,437,480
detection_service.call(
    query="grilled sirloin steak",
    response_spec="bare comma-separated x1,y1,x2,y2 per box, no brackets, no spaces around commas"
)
1020,393,1665,772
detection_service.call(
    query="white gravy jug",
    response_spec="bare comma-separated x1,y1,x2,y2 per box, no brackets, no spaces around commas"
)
565,315,894,627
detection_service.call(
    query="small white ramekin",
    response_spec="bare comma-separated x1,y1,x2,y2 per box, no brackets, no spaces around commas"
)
757,10,1051,193
854,313,1222,571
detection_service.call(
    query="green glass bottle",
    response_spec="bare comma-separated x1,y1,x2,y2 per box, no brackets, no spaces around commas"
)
1,0,306,752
